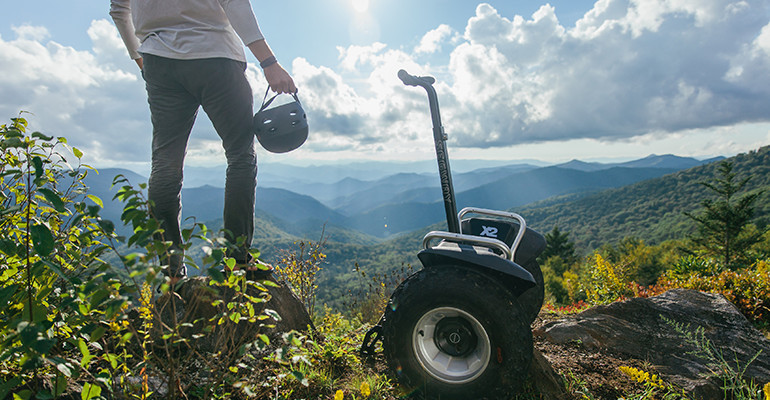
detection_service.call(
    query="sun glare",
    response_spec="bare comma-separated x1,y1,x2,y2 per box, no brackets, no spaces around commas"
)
352,0,370,13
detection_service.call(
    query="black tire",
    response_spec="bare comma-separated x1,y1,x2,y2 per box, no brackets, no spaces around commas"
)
518,260,544,324
382,266,533,400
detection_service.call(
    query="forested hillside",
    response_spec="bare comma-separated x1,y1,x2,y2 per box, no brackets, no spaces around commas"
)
520,146,770,252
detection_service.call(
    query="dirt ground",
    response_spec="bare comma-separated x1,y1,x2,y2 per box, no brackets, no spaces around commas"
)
531,312,648,400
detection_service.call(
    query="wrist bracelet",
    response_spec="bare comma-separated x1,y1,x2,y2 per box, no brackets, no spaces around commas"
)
260,55,277,69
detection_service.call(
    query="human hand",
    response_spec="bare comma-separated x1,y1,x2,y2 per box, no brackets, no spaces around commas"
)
263,63,296,94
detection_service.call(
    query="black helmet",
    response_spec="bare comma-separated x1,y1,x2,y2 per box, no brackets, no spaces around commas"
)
253,88,308,153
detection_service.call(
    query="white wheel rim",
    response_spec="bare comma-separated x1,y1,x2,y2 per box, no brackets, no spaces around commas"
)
412,306,491,384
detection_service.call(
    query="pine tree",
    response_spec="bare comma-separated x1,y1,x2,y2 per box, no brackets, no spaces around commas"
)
684,161,765,269
537,225,577,268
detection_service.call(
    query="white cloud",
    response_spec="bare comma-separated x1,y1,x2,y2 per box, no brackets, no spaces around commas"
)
438,0,770,147
11,25,50,41
753,21,770,57
1,0,769,165
0,21,150,167
415,24,453,54
337,42,388,72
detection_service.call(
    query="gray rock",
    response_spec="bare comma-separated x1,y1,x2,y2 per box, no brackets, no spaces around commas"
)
528,347,568,399
156,275,313,354
536,289,770,399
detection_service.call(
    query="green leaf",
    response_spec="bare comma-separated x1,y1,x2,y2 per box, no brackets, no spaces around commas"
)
106,353,119,369
87,194,103,208
90,326,107,342
0,204,22,217
5,126,24,137
2,137,24,148
31,131,54,141
18,322,37,346
73,147,83,159
0,284,18,308
89,289,110,309
32,338,55,354
55,374,67,396
291,370,309,387
41,260,69,282
30,223,55,257
207,267,225,283
230,312,241,322
38,188,67,213
87,205,100,217
78,338,90,359
13,390,32,400
118,332,133,346
32,156,44,181
97,219,115,234
56,362,73,378
264,309,281,322
81,382,102,400
0,376,22,400
104,298,126,320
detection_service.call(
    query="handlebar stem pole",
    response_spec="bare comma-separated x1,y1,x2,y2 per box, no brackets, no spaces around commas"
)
424,85,460,234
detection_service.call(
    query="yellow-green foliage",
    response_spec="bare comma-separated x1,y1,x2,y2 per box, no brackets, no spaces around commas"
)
276,236,327,317
583,253,634,304
618,365,689,400
266,308,394,400
344,263,414,324
658,260,770,324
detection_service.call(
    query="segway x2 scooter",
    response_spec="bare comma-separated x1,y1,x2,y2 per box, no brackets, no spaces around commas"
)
361,70,546,399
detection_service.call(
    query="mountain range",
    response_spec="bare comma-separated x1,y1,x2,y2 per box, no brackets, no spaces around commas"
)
85,154,718,239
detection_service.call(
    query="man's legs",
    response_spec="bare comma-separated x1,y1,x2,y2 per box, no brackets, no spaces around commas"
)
143,54,200,278
177,58,257,262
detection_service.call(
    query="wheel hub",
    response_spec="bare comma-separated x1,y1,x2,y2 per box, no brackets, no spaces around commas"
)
411,307,491,384
434,317,477,357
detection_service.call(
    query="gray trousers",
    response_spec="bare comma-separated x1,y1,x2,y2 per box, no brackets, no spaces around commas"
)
142,54,257,277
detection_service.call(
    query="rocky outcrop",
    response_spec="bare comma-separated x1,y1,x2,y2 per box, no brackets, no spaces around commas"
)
156,275,313,354
535,289,770,399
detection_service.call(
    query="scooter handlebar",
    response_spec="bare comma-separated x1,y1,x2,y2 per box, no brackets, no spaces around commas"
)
398,69,435,87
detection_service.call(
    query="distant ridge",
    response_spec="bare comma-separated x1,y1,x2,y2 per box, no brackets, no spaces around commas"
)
555,154,721,172
520,147,768,251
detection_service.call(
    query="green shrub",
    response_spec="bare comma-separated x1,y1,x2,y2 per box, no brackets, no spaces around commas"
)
658,260,770,325
0,115,125,398
583,253,635,305
0,115,293,399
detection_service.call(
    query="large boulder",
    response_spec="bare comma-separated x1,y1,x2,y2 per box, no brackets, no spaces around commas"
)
155,275,313,354
535,289,770,399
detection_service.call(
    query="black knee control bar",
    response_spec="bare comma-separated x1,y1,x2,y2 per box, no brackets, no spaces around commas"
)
360,325,383,357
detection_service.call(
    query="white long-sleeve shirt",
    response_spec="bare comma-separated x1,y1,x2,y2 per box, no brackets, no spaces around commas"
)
109,0,265,62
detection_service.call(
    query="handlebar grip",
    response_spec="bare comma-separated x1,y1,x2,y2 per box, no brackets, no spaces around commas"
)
398,69,435,87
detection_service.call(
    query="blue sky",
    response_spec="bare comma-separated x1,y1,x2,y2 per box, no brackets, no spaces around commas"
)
1,0,770,172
